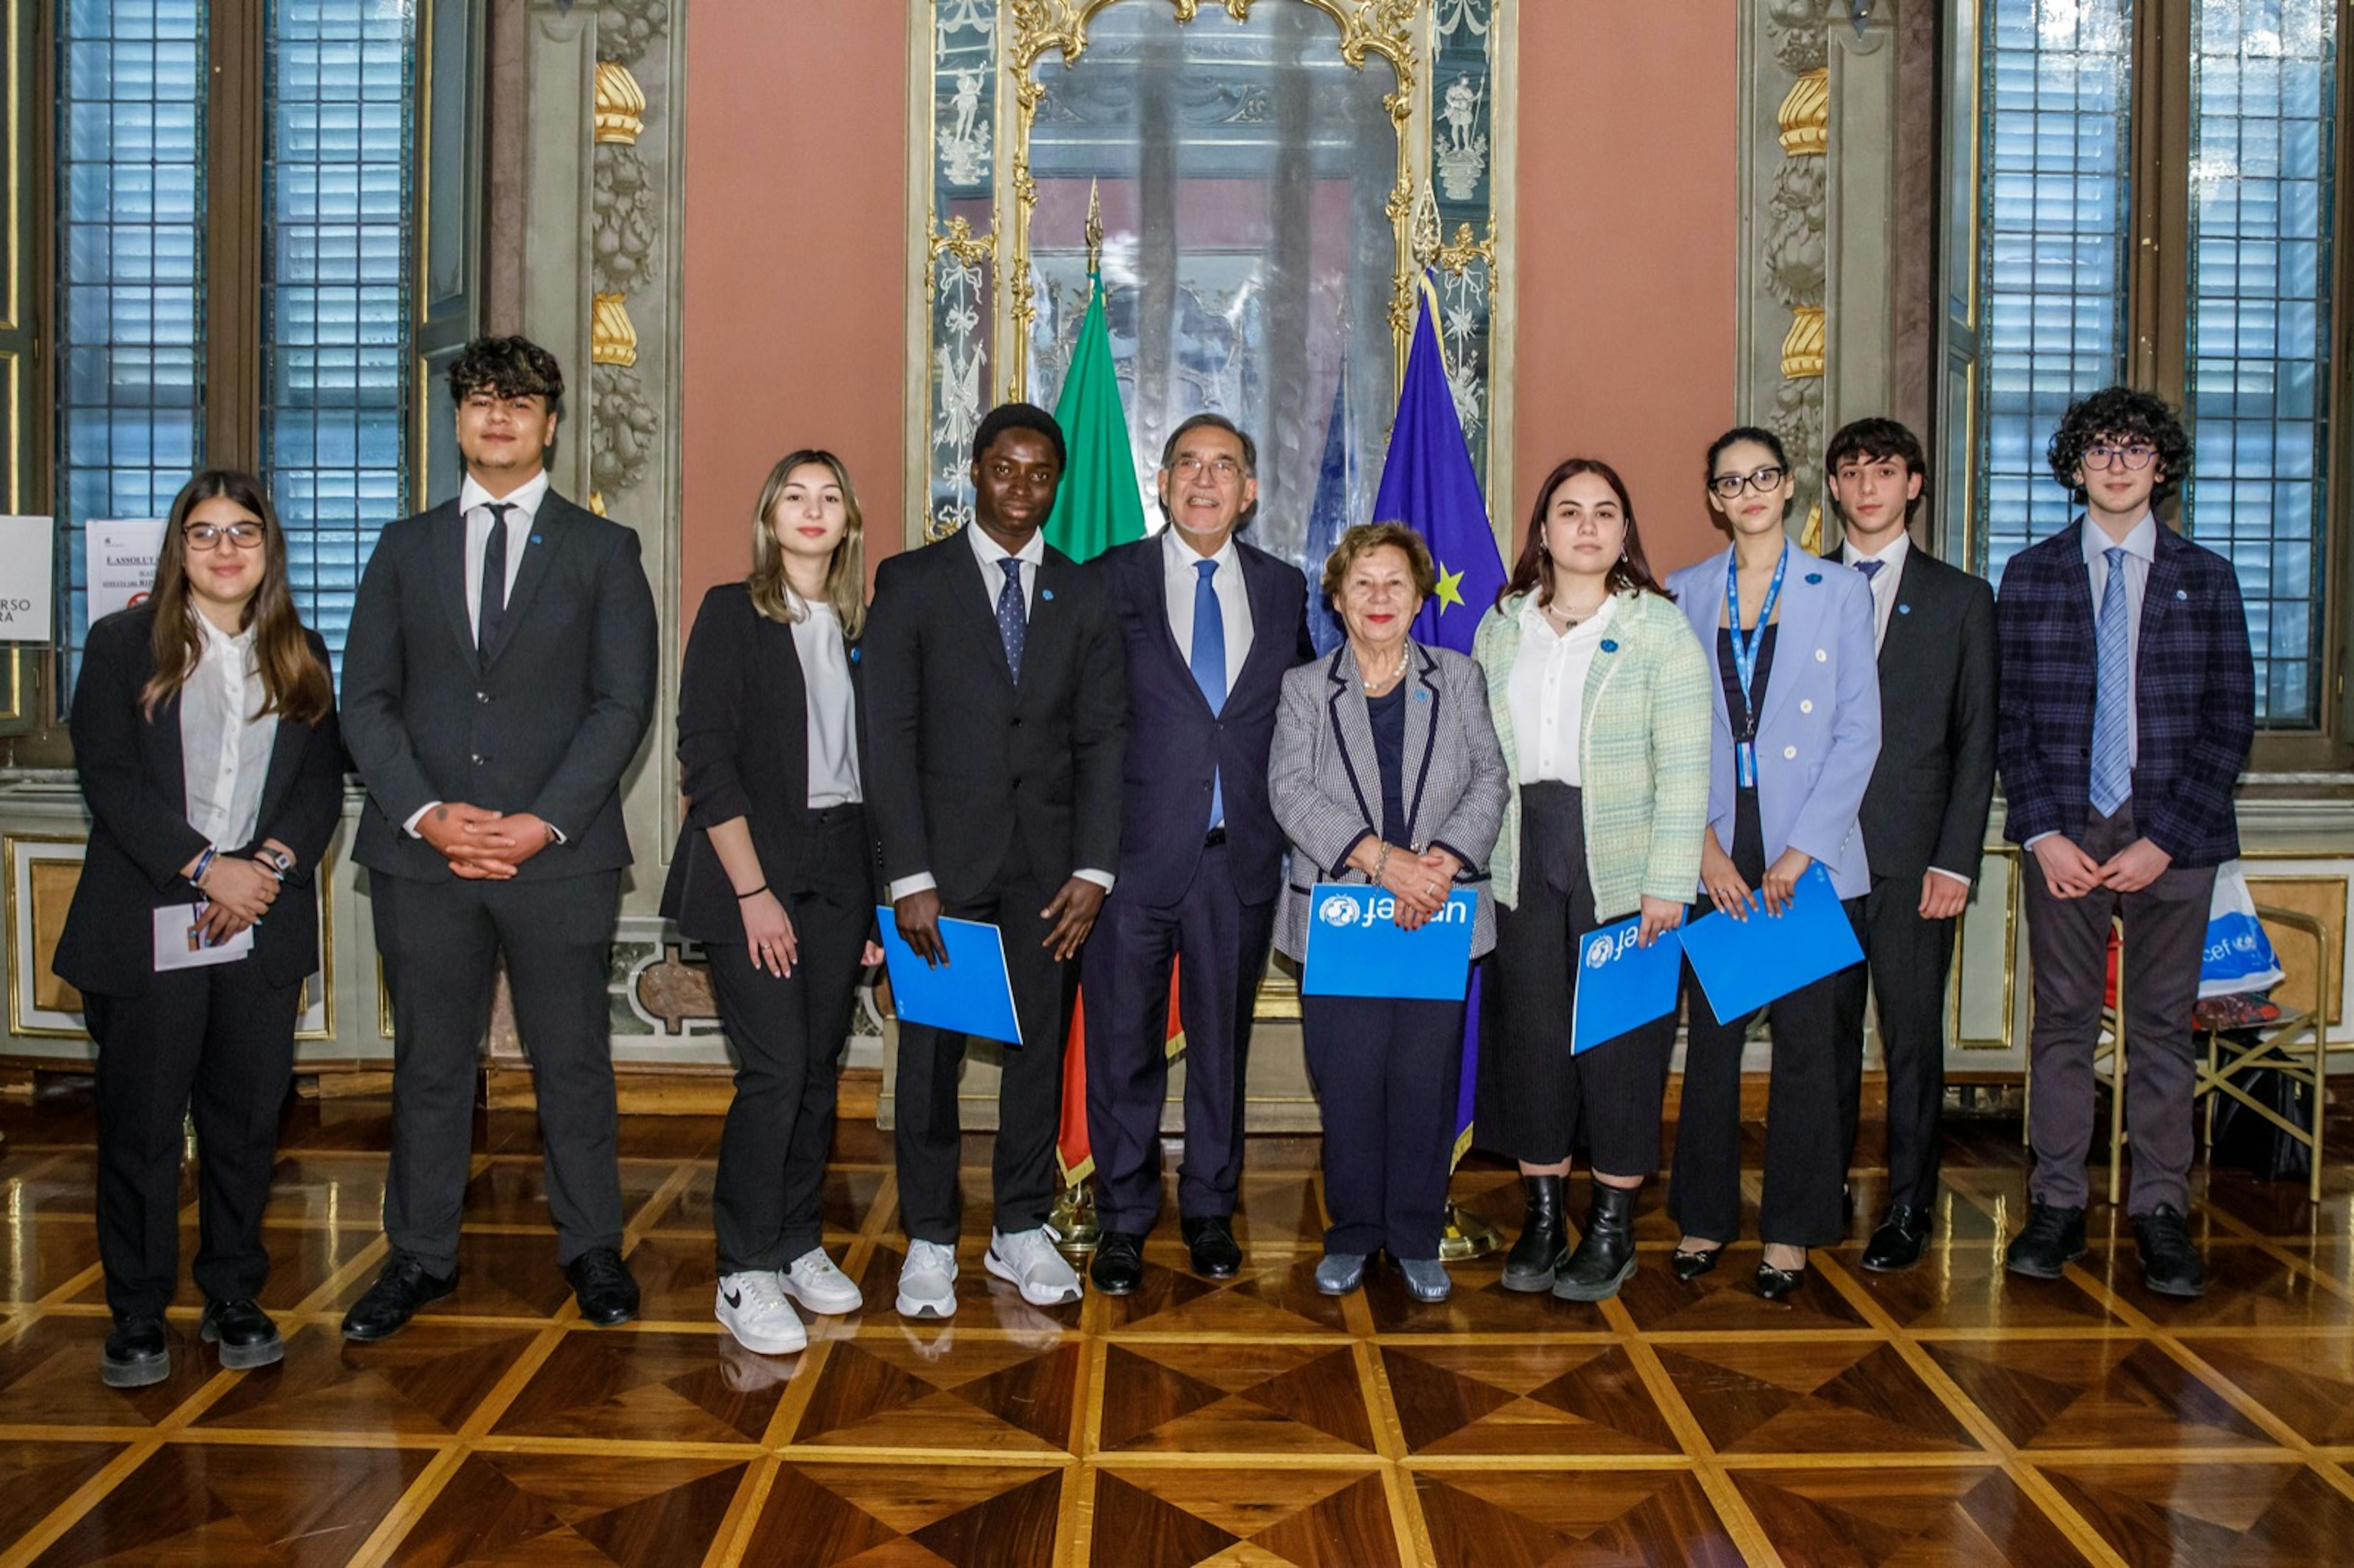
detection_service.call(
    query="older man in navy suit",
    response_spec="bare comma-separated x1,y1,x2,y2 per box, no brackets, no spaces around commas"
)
1081,414,1313,1293
1996,386,2253,1300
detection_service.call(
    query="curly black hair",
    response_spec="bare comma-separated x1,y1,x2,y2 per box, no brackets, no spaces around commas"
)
448,335,565,408
1824,416,1930,524
2045,385,2191,503
971,402,1067,470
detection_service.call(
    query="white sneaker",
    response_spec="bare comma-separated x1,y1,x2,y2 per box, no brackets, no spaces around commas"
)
715,1271,805,1355
896,1239,960,1319
782,1246,864,1316
984,1227,1084,1307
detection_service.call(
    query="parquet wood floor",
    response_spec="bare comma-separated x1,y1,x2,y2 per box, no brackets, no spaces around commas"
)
1,1085,2351,1565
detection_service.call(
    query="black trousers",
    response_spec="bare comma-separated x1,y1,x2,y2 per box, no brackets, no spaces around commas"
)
894,836,1074,1244
373,869,624,1273
1480,783,1679,1175
1668,789,1864,1249
709,807,870,1275
1832,869,1959,1212
1081,840,1274,1235
2021,800,2215,1214
87,961,302,1319
1301,992,1463,1258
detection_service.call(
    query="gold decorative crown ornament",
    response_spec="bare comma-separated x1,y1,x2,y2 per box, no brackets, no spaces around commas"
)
593,61,646,145
1778,68,1829,156
590,292,639,368
1781,304,1825,380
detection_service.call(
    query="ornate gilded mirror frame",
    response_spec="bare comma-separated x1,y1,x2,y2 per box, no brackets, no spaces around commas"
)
904,0,1515,548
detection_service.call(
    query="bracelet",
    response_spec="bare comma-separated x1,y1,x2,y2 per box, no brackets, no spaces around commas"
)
735,884,769,901
1373,843,1391,886
188,845,217,890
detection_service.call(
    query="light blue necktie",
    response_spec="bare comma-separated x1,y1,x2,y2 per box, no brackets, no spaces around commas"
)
995,557,1026,684
2089,545,2132,815
1191,558,1227,830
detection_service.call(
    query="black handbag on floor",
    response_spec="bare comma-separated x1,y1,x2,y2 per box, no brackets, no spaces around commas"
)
2207,1050,2313,1183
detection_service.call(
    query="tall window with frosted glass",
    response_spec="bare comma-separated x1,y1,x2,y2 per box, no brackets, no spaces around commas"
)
264,0,416,676
56,3,208,683
2185,0,2336,726
1973,0,2134,587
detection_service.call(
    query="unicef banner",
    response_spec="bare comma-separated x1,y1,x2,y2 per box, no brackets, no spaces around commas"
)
2200,862,2286,1000
1300,883,1477,1001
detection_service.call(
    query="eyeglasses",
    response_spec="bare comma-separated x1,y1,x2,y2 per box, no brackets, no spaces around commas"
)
1171,455,1244,481
1708,465,1788,499
184,523,266,551
2081,442,2158,472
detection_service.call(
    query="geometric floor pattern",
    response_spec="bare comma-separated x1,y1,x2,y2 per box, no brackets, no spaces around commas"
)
2,1084,2353,1565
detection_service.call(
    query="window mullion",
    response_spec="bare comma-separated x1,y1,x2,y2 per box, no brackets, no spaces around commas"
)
203,0,264,471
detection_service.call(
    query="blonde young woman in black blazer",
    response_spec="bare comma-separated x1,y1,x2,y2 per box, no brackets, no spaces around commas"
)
663,450,883,1356
56,470,344,1388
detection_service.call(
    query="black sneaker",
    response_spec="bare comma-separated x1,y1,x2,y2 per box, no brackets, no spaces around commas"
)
200,1298,284,1370
2131,1204,2206,1299
341,1254,459,1341
2003,1202,2087,1280
100,1314,170,1389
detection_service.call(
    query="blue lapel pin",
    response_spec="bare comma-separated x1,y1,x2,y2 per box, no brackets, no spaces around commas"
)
1805,571,1822,584
1898,603,1913,615
530,534,543,545
1414,688,1429,703
2175,588,2187,600
1042,588,1055,602
849,647,861,664
1600,638,1619,653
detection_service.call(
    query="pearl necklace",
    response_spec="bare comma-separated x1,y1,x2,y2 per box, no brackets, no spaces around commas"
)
1359,644,1409,693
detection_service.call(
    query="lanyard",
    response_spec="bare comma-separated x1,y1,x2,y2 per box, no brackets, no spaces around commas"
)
1724,544,1787,787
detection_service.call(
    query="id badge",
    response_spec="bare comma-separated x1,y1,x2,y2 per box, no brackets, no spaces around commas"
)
1736,739,1758,788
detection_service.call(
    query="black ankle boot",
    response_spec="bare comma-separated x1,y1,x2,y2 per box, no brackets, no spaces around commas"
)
1499,1175,1568,1292
1553,1183,1639,1301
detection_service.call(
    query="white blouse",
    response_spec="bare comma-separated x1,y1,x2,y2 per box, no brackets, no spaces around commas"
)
179,615,279,848
790,595,861,808
1507,594,1617,788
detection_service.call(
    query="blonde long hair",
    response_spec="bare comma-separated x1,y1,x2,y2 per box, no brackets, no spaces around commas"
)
747,450,867,637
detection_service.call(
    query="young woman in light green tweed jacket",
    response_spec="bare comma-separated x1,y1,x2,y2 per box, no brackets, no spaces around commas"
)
1470,457,1713,1303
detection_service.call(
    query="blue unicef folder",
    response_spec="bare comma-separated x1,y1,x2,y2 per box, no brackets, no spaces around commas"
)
873,909,1024,1046
1570,916,1685,1054
1676,863,1865,1022
1301,885,1478,1001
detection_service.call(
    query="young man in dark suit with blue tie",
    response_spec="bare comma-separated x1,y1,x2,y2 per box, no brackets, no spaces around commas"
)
1822,419,1997,1272
1996,386,2253,1299
864,403,1127,1318
338,337,660,1338
1081,414,1313,1293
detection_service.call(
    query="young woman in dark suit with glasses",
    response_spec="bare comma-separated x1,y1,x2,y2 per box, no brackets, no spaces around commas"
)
56,470,345,1388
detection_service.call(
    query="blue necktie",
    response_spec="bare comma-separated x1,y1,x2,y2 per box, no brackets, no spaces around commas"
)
1853,558,1883,583
995,557,1026,684
1191,558,1227,830
2089,545,2132,815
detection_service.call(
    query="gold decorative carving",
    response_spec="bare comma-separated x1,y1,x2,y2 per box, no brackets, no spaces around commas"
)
586,490,609,517
1084,178,1104,274
590,291,639,368
1434,221,1496,277
1777,67,1828,157
1781,303,1825,379
1800,503,1823,556
1004,0,1423,397
924,213,998,305
592,60,646,144
1411,181,1442,269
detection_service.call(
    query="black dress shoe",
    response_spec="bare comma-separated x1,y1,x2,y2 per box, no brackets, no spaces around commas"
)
101,1314,170,1389
1500,1175,1569,1293
1181,1215,1242,1280
1860,1206,1934,1273
1755,1260,1807,1300
2132,1203,2206,1299
1554,1183,1638,1302
201,1298,283,1370
565,1246,640,1326
2003,1202,2087,1280
1090,1230,1145,1295
1670,1243,1723,1282
341,1255,459,1341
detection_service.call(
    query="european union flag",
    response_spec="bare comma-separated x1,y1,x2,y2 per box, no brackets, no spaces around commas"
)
1370,272,1508,1165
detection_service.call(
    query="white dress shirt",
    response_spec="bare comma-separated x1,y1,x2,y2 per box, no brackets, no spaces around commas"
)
180,614,279,850
2082,510,2156,766
1159,526,1253,699
1842,531,1910,653
885,524,1114,903
1508,595,1615,787
460,469,547,642
788,593,861,808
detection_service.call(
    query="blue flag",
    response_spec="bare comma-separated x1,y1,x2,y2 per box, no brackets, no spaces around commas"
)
1369,273,1508,1166
1301,369,1353,655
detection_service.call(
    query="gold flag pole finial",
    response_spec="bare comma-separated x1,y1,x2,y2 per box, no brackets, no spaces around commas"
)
1411,180,1442,271
1085,177,1104,277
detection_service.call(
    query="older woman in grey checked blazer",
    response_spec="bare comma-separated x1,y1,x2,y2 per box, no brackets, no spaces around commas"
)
1270,523,1508,1304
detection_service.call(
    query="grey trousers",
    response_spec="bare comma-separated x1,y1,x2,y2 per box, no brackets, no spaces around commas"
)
2021,802,2216,1214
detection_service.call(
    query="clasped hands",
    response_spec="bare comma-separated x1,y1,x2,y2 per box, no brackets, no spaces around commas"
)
187,838,296,944
1358,841,1462,931
2032,832,2171,898
419,802,555,881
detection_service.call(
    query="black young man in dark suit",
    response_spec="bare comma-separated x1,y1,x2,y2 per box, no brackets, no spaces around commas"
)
863,403,1126,1319
1823,418,1996,1272
338,337,659,1340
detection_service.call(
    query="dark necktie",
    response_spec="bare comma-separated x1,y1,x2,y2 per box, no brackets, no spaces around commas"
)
995,556,1026,683
478,502,514,656
1853,558,1883,582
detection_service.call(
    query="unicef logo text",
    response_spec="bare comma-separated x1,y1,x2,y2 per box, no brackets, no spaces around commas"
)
1318,894,1362,929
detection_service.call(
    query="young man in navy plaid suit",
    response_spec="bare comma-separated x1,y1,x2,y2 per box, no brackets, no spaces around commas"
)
1995,387,2253,1299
